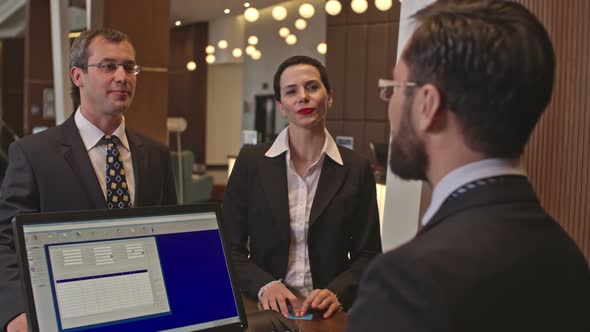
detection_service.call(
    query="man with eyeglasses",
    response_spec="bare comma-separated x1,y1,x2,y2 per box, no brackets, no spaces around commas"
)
348,1,590,331
0,28,177,331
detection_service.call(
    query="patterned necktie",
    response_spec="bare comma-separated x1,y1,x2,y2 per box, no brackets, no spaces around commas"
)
103,134,132,208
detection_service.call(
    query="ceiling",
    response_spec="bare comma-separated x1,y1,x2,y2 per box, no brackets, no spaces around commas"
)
170,0,286,25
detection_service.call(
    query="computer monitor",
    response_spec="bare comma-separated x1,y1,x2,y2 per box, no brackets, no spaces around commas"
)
12,204,247,332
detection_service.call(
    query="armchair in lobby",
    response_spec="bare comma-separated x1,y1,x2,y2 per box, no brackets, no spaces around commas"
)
170,150,214,204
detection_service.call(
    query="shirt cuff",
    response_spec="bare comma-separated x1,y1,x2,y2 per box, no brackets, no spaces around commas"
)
257,280,283,301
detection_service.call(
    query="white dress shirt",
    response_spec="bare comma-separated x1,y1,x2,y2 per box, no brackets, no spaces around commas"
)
421,158,527,226
74,109,136,204
260,126,343,298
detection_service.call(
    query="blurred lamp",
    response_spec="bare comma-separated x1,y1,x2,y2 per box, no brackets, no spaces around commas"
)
244,7,259,22
248,35,259,45
295,19,307,30
299,3,315,19
272,6,288,21
232,48,243,58
217,40,228,49
351,0,368,13
325,0,342,16
186,61,197,71
286,34,297,45
245,45,256,55
279,27,290,38
375,0,393,11
206,55,216,64
205,45,215,54
317,42,327,55
252,50,262,60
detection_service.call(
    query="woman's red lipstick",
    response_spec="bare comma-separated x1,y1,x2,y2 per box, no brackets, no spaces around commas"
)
298,108,314,115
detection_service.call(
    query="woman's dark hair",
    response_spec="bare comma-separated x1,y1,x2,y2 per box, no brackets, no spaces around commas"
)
273,55,332,101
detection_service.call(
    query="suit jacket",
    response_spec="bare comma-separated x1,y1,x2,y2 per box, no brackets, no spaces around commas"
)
347,176,590,332
0,114,177,327
222,142,382,310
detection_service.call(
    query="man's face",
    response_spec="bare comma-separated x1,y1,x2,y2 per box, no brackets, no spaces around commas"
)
74,36,137,118
387,59,429,181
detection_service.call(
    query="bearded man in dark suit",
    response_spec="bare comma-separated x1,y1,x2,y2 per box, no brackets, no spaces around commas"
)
347,1,590,331
0,28,177,331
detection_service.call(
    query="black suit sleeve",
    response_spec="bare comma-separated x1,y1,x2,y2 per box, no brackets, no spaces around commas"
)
346,252,447,332
223,147,277,298
0,142,40,327
326,158,382,309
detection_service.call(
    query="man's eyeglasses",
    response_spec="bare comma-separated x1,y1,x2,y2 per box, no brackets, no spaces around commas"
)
85,61,142,75
378,79,419,101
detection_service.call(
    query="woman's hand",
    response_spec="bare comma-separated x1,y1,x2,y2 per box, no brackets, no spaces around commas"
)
259,282,301,317
300,289,341,318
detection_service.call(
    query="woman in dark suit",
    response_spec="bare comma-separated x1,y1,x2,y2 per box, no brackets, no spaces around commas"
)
223,55,381,319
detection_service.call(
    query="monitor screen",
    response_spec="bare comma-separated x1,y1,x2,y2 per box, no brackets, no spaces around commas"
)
19,208,242,332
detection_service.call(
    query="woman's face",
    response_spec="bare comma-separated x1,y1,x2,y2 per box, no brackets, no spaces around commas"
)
277,64,333,130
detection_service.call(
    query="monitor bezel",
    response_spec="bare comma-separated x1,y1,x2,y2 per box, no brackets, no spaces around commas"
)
12,203,247,332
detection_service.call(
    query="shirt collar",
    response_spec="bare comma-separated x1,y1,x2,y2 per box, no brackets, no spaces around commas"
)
74,107,129,151
421,158,527,226
265,126,343,165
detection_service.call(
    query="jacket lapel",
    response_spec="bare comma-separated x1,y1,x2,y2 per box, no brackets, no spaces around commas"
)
59,115,106,209
418,176,536,236
258,153,291,242
126,130,145,207
309,157,349,226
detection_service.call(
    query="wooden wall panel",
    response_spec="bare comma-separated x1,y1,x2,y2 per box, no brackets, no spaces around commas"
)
103,0,171,144
516,0,590,263
326,0,400,159
169,23,208,164
1,38,25,152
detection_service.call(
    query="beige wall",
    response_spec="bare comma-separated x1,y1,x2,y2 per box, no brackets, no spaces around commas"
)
206,63,243,165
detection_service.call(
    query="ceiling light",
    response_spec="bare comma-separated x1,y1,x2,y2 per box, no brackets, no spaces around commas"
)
217,40,228,49
206,55,216,64
224,8,231,14
244,7,259,22
285,34,297,45
248,35,259,45
295,19,307,30
375,0,393,11
351,0,368,14
244,2,250,7
272,6,288,21
174,20,181,26
317,43,327,55
232,48,243,58
245,45,256,55
186,61,197,71
205,45,215,54
252,50,262,60
279,27,290,38
299,3,315,19
325,0,342,16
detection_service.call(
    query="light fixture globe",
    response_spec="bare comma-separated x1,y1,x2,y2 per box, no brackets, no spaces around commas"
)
317,42,327,55
244,7,259,22
279,27,290,38
295,19,307,30
248,35,259,45
206,55,216,64
205,45,215,54
252,50,262,60
272,6,288,21
375,0,393,11
325,0,342,16
285,34,297,45
299,3,315,19
245,45,256,55
232,48,243,58
217,40,228,49
186,61,197,71
351,0,368,14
